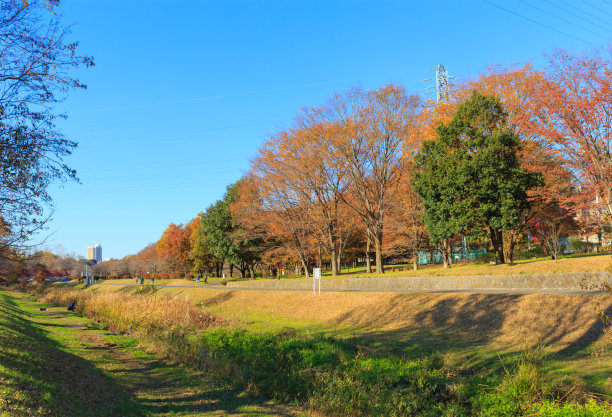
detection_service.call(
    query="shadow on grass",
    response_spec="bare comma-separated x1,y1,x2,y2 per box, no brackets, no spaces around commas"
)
0,290,143,416
330,293,612,361
555,303,612,357
2,289,299,416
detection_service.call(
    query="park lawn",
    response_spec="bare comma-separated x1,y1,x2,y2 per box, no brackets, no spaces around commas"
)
333,252,611,278
0,289,304,416
79,253,610,286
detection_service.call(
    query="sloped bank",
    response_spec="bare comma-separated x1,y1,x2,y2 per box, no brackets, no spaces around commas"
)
227,272,612,292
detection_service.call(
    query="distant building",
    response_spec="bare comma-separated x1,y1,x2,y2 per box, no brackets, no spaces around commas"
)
87,244,102,263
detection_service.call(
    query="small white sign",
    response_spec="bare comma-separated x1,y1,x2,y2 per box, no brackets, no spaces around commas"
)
313,268,321,295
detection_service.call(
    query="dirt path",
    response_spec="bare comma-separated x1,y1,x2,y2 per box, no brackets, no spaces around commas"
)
5,290,304,417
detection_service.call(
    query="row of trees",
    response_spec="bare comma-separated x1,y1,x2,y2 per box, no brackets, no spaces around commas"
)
120,46,610,278
10,45,607,281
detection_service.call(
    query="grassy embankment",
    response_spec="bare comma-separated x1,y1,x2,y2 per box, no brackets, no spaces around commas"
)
0,289,141,416
34,256,612,417
0,288,304,416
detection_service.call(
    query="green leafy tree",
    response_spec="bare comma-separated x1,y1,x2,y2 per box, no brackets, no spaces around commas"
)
189,212,221,276
200,182,262,278
413,92,542,265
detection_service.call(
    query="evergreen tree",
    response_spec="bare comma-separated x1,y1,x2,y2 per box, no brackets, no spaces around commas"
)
413,92,542,264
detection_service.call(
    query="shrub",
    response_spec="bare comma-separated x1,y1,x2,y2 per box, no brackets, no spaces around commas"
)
514,247,544,260
477,252,496,263
34,269,48,283
570,238,587,254
38,287,226,335
473,346,553,416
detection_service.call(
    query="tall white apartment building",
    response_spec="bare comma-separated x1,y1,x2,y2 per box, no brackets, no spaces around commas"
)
87,244,102,263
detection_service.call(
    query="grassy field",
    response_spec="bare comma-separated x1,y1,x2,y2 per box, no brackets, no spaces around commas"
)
0,289,303,416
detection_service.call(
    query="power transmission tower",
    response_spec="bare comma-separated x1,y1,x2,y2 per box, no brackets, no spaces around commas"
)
423,64,454,104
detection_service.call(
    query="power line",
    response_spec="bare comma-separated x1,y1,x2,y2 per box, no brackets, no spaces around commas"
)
580,0,612,19
516,0,610,41
71,68,432,115
481,0,594,45
544,0,612,33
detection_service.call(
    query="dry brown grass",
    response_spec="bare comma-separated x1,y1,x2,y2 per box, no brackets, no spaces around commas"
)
183,289,612,353
352,254,612,278
41,287,226,334
89,275,612,354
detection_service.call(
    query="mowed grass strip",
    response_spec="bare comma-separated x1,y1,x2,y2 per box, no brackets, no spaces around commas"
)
0,289,141,416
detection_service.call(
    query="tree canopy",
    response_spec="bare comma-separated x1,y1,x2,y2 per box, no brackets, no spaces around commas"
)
413,91,542,264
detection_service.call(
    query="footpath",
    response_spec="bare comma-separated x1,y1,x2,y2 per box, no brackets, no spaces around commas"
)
0,289,302,417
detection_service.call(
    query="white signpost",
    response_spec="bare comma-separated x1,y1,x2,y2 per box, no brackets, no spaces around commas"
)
313,267,321,295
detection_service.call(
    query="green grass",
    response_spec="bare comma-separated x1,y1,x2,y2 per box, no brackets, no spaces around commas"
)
0,289,303,416
0,290,142,416
154,326,612,416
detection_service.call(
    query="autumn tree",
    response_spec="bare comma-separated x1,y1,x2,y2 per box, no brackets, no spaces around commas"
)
527,48,612,226
233,174,314,277
323,85,422,273
385,178,428,270
414,92,542,265
0,0,93,251
157,222,194,274
250,114,358,276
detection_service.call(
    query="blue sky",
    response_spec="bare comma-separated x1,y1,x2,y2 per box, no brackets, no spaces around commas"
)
44,0,612,259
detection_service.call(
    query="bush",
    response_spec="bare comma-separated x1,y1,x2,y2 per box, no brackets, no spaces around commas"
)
33,286,608,417
477,252,496,263
514,247,544,260
570,238,587,254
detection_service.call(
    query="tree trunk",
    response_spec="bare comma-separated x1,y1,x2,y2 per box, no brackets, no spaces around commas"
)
374,228,384,274
441,240,450,269
503,230,517,265
413,257,418,271
229,263,234,278
366,234,372,273
250,266,255,279
331,245,338,276
489,228,505,264
301,257,310,278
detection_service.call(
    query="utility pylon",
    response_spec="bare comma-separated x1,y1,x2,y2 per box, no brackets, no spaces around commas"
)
423,64,454,104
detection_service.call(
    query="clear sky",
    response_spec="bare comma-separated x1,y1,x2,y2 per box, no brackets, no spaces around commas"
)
43,0,612,259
